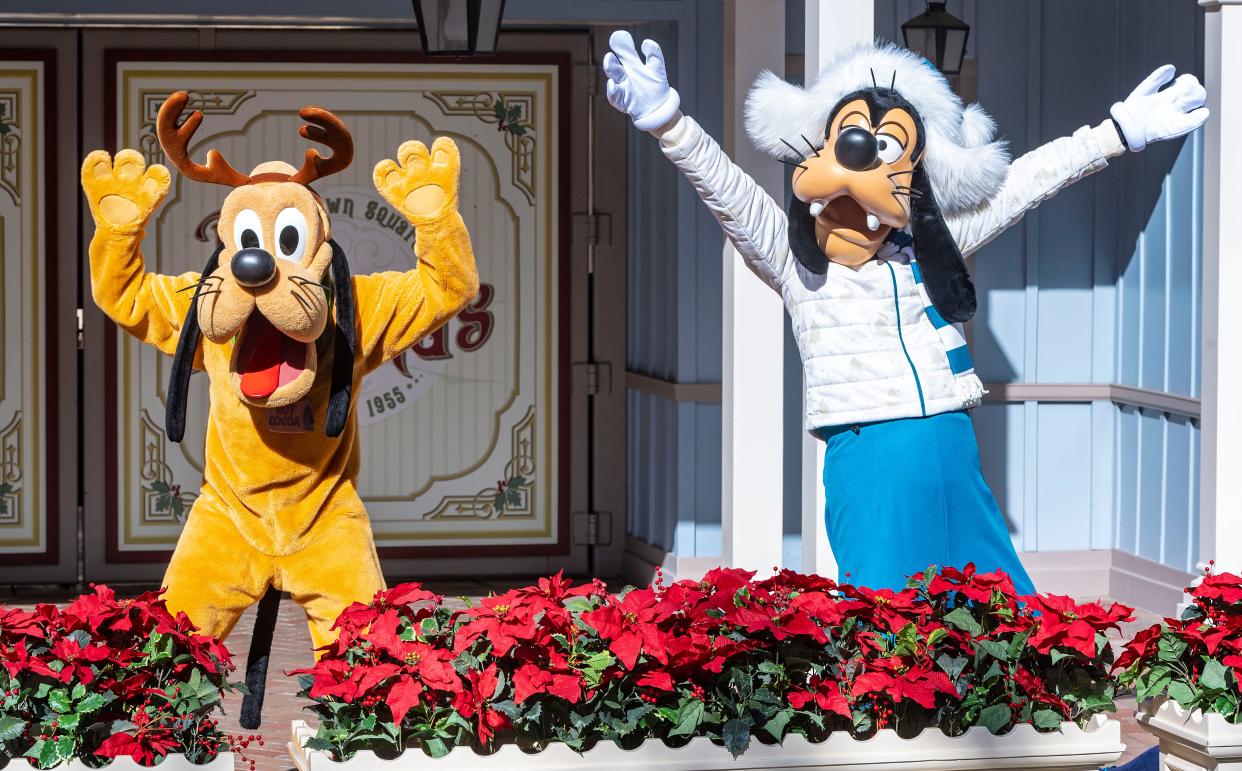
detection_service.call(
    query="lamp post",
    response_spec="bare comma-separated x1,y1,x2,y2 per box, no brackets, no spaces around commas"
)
901,2,970,75
412,0,506,55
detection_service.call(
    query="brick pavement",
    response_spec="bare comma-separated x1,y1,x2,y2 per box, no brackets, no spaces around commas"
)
2,581,1165,769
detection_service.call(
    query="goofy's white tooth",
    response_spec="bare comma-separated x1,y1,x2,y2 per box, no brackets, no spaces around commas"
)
866,213,881,231
808,201,825,217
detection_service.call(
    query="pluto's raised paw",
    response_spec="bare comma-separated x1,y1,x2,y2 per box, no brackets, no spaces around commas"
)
373,137,461,221
81,149,171,228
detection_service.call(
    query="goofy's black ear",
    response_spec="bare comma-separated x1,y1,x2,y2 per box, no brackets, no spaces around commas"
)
908,165,976,323
166,243,224,443
787,195,829,275
324,239,355,438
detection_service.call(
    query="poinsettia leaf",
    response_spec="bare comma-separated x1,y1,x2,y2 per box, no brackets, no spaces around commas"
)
424,737,449,758
937,653,968,681
1167,680,1198,707
976,639,1010,662
944,607,983,637
1032,709,1062,730
978,704,1012,733
563,596,595,614
668,700,704,738
1202,659,1229,691
762,708,793,739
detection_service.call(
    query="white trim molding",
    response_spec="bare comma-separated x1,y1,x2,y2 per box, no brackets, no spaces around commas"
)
1199,1,1242,576
625,370,722,403
1021,549,1194,616
983,382,1201,419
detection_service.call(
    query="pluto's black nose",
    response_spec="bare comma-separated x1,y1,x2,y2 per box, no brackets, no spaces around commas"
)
232,248,276,288
835,126,879,172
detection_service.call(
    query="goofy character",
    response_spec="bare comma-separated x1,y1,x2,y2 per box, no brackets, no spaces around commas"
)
604,34,1207,592
82,93,478,720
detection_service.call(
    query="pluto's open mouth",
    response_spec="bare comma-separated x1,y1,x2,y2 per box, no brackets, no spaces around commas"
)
235,312,308,399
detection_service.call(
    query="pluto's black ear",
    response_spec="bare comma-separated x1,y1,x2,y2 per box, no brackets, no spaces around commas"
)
787,195,829,275
324,239,355,438
909,165,975,323
166,243,224,443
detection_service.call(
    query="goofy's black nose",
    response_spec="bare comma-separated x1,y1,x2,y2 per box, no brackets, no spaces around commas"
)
232,248,276,288
835,126,879,172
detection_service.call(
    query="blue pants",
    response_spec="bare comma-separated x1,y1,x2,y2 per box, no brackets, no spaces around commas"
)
819,411,1035,595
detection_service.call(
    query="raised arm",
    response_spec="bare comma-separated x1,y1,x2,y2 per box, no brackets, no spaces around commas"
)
81,149,201,358
603,31,790,291
948,65,1208,257
357,137,480,373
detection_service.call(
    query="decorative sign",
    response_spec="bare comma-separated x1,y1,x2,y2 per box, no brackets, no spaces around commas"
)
0,62,47,559
111,61,560,556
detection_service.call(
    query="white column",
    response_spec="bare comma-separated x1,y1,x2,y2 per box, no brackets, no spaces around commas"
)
799,0,875,579
1199,0,1242,574
721,0,785,575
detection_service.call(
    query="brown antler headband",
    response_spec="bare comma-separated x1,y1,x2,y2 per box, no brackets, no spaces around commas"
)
155,91,354,187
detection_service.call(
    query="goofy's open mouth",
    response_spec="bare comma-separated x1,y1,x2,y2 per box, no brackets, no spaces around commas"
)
234,311,313,402
809,193,892,249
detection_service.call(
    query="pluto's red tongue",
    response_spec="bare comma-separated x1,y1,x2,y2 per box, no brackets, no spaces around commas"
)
239,314,283,399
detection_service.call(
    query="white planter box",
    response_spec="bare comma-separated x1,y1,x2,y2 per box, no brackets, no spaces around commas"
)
289,716,1122,771
1137,696,1242,770
2,753,233,771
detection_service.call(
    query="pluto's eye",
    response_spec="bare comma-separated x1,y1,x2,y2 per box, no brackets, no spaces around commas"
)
233,209,263,251
280,226,299,255
876,133,906,164
274,207,309,263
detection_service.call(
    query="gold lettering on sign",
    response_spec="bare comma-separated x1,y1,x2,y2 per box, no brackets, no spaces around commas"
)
423,91,537,205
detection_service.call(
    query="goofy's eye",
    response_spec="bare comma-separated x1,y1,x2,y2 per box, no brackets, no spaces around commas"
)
233,209,263,251
876,133,906,164
274,207,308,263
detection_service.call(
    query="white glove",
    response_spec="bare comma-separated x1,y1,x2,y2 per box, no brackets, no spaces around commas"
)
602,30,681,132
1110,64,1209,152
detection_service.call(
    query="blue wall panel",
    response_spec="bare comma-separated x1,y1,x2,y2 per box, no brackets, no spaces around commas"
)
624,10,725,560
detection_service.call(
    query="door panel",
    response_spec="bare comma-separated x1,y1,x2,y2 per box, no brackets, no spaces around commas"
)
88,49,576,579
0,40,78,582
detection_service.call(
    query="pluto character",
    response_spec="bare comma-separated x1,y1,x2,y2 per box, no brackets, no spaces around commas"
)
82,92,479,723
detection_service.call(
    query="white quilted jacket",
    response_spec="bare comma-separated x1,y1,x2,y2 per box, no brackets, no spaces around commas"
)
655,114,1126,432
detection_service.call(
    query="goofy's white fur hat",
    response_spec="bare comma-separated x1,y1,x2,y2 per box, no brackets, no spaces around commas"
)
745,42,1009,218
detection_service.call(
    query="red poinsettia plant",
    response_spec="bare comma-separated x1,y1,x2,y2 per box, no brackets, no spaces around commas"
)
1114,563,1242,722
295,565,1132,760
0,585,240,767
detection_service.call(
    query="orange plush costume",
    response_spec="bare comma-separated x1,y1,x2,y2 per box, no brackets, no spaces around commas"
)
82,93,478,653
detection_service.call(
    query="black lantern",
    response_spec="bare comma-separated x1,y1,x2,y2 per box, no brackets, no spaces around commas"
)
412,0,506,55
901,2,970,75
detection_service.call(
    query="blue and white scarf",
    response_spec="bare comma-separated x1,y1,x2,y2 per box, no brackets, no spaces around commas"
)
884,233,986,409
